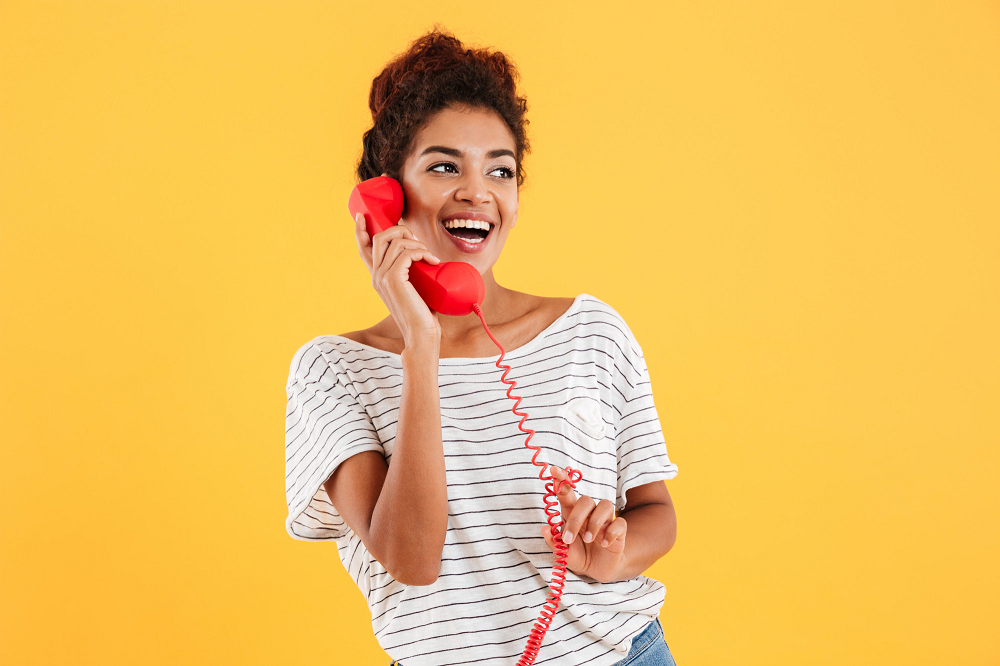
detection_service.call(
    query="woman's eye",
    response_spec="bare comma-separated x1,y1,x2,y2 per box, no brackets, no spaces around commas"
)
429,163,514,179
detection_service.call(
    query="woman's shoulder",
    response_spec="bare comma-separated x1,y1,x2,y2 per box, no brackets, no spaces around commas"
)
335,327,398,353
334,316,405,355
560,294,644,354
553,293,631,330
286,332,398,386
536,294,577,320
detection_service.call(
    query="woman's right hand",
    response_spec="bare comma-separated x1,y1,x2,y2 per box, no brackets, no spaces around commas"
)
354,211,442,350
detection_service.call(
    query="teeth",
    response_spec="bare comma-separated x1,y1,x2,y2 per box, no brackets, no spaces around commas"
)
443,219,492,231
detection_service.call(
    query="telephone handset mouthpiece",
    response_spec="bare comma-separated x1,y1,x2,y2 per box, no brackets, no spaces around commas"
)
349,176,485,316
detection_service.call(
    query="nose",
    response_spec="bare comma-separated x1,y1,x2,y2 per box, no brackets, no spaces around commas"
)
453,170,492,206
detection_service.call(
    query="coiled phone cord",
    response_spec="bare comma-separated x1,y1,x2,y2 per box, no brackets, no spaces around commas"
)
471,304,584,666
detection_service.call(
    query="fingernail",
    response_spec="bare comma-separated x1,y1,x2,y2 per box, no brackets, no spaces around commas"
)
564,532,574,544
602,539,609,547
584,532,593,543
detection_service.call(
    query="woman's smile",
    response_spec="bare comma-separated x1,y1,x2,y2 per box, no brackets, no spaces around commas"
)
440,212,496,253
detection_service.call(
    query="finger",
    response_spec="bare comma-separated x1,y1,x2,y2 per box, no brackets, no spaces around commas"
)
549,465,578,503
371,226,420,273
583,499,616,545
354,211,382,245
382,248,443,292
601,516,628,551
379,239,440,273
397,220,420,242
561,495,596,546
355,213,373,272
540,525,556,553
379,248,444,306
370,225,402,270
548,465,578,524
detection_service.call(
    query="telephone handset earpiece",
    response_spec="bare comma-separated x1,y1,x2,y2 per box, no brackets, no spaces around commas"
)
348,176,485,316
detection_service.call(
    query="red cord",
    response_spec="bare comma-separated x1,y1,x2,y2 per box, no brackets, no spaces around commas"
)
471,304,583,666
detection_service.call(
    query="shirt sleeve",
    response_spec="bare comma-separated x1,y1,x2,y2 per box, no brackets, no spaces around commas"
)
284,340,385,541
611,324,679,512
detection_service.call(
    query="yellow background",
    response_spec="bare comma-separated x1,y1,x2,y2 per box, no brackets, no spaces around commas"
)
2,1,998,664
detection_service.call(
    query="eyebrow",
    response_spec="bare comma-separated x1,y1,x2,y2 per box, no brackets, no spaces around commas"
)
420,145,515,160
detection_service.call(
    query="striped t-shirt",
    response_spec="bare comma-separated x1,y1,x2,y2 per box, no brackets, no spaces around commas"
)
284,293,679,666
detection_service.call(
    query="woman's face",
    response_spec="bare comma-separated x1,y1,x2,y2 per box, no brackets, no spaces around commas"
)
397,104,519,275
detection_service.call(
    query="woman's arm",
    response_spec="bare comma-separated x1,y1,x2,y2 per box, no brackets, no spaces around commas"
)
323,214,449,586
373,343,448,583
324,342,448,586
608,481,676,582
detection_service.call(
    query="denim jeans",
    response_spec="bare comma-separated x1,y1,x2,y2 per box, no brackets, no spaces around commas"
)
612,617,677,665
388,618,676,666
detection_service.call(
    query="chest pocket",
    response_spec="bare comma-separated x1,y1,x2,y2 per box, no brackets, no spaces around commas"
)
563,396,606,440
551,395,617,504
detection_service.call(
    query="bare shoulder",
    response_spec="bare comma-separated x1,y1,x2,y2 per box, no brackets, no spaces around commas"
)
336,329,371,345
530,295,576,325
337,330,364,344
547,295,577,314
336,320,404,355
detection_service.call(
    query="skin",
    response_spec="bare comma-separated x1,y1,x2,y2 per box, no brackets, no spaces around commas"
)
326,103,676,585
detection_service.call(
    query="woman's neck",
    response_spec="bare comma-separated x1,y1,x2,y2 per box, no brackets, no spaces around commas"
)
435,269,517,343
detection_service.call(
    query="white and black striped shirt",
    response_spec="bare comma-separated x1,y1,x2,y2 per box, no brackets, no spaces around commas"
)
285,294,679,666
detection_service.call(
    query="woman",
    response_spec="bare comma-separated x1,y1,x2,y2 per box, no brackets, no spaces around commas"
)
285,29,680,666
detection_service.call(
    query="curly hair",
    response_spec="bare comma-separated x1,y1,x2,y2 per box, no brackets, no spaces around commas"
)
357,27,530,188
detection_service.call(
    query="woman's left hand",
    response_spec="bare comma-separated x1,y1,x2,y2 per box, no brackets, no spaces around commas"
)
539,465,627,584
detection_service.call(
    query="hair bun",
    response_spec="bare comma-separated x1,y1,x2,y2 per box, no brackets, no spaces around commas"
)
357,26,529,186
368,29,468,122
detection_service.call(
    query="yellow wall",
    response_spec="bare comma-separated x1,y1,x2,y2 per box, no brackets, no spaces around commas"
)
2,2,998,664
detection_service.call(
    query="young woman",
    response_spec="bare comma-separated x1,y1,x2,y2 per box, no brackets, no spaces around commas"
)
285,29,680,666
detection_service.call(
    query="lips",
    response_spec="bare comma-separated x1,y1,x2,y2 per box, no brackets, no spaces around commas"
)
440,219,494,254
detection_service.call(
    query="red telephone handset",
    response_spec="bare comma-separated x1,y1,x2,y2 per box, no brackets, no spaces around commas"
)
348,176,485,316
